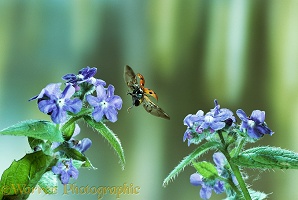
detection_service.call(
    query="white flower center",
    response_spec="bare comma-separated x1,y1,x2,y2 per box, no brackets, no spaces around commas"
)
57,99,65,107
89,77,96,84
247,119,255,128
100,100,108,108
77,74,84,80
205,115,214,123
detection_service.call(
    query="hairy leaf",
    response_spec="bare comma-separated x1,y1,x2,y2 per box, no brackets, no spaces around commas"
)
232,146,298,169
0,151,56,199
0,120,63,142
84,116,125,169
163,141,220,187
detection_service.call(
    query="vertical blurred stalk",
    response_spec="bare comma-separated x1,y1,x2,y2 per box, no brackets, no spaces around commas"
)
268,1,298,199
0,2,14,117
205,0,250,104
150,0,201,79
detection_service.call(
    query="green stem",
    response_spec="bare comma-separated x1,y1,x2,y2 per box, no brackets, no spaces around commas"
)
217,131,251,200
235,138,246,156
217,130,226,146
61,116,81,133
61,108,93,133
217,176,241,196
224,152,252,200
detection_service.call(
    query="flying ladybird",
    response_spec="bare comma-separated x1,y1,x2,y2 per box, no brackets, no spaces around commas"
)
124,65,170,120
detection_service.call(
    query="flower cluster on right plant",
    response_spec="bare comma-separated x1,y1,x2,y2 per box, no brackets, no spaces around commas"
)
183,99,274,200
183,99,274,147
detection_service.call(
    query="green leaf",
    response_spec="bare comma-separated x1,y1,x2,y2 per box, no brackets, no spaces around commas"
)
72,160,86,169
192,161,218,179
27,137,53,156
0,151,56,199
62,122,76,141
0,120,64,142
28,137,45,150
162,141,220,187
37,171,58,194
232,146,298,169
84,116,125,170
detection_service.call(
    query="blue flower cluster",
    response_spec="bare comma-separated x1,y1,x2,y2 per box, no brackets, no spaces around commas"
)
52,159,79,185
236,109,274,139
183,99,274,199
30,67,122,124
29,67,123,185
183,99,273,146
51,124,91,184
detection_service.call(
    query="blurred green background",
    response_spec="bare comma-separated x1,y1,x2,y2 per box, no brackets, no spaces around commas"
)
1,1,298,199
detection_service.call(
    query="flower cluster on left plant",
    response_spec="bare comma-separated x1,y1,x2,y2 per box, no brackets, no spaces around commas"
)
0,67,125,200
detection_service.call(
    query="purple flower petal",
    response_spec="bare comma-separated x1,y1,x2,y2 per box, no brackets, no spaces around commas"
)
184,110,205,128
79,138,92,153
213,181,225,194
190,173,203,186
250,110,265,124
92,78,106,86
213,152,226,168
92,106,105,122
64,98,83,114
256,125,274,136
210,122,226,131
106,84,115,98
105,107,118,122
60,170,70,185
79,66,97,79
95,85,106,100
44,83,62,97
183,130,192,142
236,109,248,122
38,99,56,114
61,84,75,99
52,166,62,175
109,96,123,110
68,167,79,179
62,73,76,82
86,95,100,107
200,186,212,199
51,107,67,124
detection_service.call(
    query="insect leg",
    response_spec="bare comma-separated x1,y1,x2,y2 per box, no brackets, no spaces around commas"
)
127,104,134,113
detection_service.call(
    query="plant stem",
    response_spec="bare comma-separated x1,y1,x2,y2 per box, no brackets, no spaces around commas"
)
224,152,252,200
217,131,252,200
61,108,92,133
218,176,242,197
218,130,226,146
235,138,246,156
